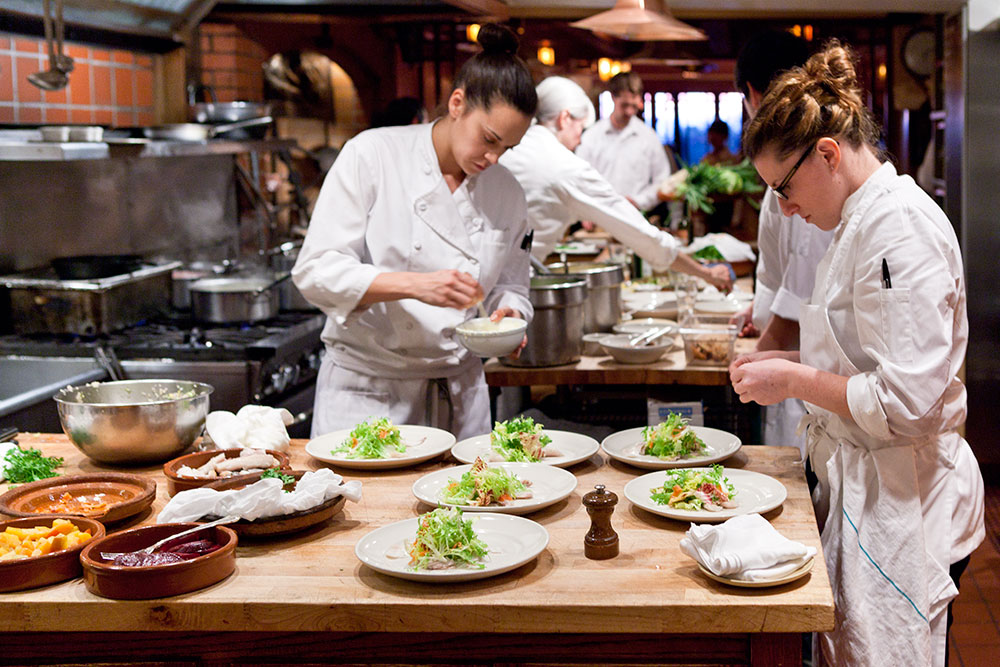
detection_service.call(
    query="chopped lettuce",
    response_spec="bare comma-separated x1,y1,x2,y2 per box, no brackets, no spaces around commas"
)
408,507,489,570
332,417,405,459
440,458,527,506
490,417,551,462
640,413,705,460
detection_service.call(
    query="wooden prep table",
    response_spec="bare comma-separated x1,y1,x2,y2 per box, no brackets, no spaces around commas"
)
0,434,833,666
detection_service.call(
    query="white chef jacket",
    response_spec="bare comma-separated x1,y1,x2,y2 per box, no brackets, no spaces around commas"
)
499,124,681,269
292,123,533,436
799,162,984,667
752,188,834,451
576,116,672,212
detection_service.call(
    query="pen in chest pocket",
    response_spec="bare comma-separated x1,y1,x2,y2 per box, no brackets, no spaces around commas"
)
881,258,892,289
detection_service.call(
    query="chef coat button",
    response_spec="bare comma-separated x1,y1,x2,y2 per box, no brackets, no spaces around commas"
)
473,217,483,226
418,202,428,212
414,242,422,250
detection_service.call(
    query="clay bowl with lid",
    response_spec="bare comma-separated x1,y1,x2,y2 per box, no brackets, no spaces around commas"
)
0,472,157,523
79,522,237,599
163,448,291,496
204,470,347,537
0,516,105,592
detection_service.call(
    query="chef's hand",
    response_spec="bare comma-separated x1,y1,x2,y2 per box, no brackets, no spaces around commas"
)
728,349,798,375
733,304,757,337
730,357,798,405
490,307,527,360
704,264,733,292
413,270,484,309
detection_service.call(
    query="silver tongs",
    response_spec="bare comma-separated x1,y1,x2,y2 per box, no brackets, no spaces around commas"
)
628,325,675,347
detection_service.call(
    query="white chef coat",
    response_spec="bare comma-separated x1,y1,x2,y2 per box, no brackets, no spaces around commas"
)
499,124,681,269
292,122,533,438
576,116,672,211
752,188,834,452
799,162,984,667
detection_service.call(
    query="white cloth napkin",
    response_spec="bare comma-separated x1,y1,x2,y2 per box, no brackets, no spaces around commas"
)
0,441,18,482
679,513,816,582
156,468,363,523
204,405,294,453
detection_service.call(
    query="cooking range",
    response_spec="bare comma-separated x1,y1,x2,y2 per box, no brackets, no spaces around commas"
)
0,263,324,437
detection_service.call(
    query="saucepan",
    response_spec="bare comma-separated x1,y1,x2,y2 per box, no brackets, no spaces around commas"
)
51,254,143,280
144,116,273,142
188,273,292,323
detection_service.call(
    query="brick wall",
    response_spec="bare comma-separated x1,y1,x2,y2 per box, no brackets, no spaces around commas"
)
198,23,266,102
0,33,154,126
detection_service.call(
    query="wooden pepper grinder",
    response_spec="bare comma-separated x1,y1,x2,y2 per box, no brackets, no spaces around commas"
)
583,484,619,559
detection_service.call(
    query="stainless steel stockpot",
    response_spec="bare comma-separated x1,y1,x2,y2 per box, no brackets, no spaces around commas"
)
546,262,625,333
188,275,286,323
503,276,587,368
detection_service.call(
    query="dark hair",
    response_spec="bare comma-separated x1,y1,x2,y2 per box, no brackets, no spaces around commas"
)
742,40,881,161
608,71,643,97
371,97,425,128
708,120,730,138
735,30,811,97
453,23,537,117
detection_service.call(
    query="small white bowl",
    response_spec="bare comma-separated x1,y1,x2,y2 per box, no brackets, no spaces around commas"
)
599,333,672,364
612,317,678,336
582,332,611,356
455,317,527,358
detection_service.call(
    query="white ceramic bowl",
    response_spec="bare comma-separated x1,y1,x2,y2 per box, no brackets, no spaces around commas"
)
455,317,527,358
582,332,611,356
599,333,671,364
612,317,678,336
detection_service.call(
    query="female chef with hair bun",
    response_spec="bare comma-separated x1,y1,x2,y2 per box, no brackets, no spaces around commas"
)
293,23,537,439
500,76,732,290
729,40,984,666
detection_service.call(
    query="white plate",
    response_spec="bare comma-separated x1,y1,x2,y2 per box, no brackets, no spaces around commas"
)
697,555,815,588
612,317,678,335
354,513,549,582
305,424,456,469
623,291,678,311
451,430,600,469
624,468,787,522
694,299,744,314
554,242,600,255
601,426,741,470
412,463,578,515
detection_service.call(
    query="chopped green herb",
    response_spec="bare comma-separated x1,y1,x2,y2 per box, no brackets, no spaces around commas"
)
260,467,295,490
2,447,63,484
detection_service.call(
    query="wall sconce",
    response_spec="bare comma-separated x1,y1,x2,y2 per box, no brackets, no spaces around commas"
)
466,23,480,43
597,58,631,81
877,63,887,81
537,41,555,66
790,24,814,41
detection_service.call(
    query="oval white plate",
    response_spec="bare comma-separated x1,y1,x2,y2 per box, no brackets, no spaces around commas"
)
305,424,456,469
697,555,814,588
451,429,599,469
601,425,741,470
624,468,787,522
694,299,744,314
412,463,578,515
355,513,549,582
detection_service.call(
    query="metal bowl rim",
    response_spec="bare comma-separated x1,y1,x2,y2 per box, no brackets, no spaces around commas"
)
53,379,214,407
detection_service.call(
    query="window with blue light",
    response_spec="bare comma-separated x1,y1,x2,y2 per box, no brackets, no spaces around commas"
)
719,92,745,156
677,92,716,165
653,92,675,147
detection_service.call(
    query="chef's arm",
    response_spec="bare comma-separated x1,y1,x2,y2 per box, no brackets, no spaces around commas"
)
730,354,852,421
358,270,483,309
669,253,733,291
756,314,799,352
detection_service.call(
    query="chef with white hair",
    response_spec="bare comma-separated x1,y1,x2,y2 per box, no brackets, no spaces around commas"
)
500,76,731,289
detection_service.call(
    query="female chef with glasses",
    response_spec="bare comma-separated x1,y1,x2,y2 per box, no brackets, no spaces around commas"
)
729,41,984,666
293,23,537,440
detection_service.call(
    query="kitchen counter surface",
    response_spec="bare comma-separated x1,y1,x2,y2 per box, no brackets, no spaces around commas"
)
0,433,832,665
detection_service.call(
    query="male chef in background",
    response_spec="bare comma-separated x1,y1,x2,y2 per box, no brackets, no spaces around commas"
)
577,72,672,213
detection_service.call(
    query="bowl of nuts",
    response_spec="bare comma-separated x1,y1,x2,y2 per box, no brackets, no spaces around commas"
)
680,324,738,366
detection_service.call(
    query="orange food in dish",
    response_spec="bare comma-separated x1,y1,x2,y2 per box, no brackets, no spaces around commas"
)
32,491,116,516
0,518,94,560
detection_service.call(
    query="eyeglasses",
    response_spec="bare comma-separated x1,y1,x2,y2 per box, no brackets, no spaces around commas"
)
772,141,816,201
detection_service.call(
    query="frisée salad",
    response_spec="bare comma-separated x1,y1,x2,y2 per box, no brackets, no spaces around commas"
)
407,507,489,570
650,465,737,511
332,417,406,459
440,457,532,507
489,417,558,462
637,413,706,460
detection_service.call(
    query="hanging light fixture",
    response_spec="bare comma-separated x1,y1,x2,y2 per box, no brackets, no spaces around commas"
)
537,41,555,66
570,0,706,42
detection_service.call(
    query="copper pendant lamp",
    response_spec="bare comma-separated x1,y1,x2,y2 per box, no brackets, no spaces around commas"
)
569,0,707,42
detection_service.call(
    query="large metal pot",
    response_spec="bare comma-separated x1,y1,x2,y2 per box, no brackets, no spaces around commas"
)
546,262,624,333
188,275,288,323
268,242,314,311
503,276,587,368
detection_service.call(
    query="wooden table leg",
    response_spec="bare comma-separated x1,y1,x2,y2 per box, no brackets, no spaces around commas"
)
750,633,803,666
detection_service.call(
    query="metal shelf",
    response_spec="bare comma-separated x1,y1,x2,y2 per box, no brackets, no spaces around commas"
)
0,132,297,161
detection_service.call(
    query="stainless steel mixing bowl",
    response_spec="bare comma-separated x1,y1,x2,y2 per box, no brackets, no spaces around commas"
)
53,380,213,465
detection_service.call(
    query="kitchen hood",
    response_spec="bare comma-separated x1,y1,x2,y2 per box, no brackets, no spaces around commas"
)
569,0,706,42
0,0,218,43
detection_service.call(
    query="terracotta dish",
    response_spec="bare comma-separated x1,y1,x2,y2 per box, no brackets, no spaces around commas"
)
79,522,237,599
0,473,156,523
0,516,106,592
163,448,291,496
204,471,347,537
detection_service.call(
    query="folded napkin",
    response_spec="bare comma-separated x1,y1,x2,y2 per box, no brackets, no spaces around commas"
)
679,513,816,582
204,405,294,453
0,441,18,482
157,468,363,524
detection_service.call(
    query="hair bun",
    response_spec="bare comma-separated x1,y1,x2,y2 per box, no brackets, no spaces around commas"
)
476,23,519,56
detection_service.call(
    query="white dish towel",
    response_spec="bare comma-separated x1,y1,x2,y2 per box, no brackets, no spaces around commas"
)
680,513,816,581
